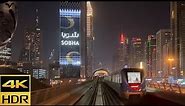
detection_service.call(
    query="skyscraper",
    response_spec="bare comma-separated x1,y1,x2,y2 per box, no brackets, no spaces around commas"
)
112,33,129,72
171,2,185,77
19,9,41,65
130,37,144,68
86,1,94,77
59,1,86,78
120,33,129,68
145,35,156,77
156,29,171,77
18,9,43,78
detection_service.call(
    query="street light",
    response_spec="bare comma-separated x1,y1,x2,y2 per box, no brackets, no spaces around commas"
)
168,58,174,76
168,58,174,61
139,62,143,69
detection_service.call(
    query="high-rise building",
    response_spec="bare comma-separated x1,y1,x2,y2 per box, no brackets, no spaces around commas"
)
162,42,171,77
130,37,144,68
171,2,185,77
19,9,41,65
86,1,94,77
18,9,44,78
59,1,86,78
156,29,171,77
59,1,94,78
119,34,129,68
112,33,129,72
145,35,156,77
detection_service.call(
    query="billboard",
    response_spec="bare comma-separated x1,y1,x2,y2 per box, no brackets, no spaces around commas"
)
59,9,81,78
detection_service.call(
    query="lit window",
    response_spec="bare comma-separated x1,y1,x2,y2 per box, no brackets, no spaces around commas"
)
171,11,174,19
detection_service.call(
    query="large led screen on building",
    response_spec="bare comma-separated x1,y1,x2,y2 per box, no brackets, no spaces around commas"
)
59,9,81,78
60,9,81,66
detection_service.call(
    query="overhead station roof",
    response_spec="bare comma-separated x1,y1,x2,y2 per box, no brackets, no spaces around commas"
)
93,68,109,76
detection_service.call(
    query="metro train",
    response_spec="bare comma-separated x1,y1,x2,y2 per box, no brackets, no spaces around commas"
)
104,68,146,99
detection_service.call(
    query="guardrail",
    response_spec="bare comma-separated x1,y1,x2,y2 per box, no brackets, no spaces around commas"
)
31,80,92,105
147,82,185,94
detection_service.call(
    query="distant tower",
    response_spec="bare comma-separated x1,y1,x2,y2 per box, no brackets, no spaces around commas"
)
130,37,144,67
20,9,41,64
32,9,41,66
18,9,42,76
120,33,129,68
112,33,129,72
86,1,94,77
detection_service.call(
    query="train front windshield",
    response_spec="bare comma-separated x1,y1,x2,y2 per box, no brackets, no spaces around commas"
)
127,71,142,91
127,72,141,83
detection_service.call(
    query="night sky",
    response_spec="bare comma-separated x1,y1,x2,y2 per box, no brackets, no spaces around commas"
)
12,1,170,70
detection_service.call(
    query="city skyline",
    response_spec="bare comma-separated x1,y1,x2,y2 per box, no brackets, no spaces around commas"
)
0,1,185,105
12,1,170,70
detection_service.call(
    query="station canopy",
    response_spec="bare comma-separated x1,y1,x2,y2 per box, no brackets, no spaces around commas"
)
93,68,109,77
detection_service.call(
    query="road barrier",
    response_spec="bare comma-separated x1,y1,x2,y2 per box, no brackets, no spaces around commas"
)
147,82,185,94
31,80,92,105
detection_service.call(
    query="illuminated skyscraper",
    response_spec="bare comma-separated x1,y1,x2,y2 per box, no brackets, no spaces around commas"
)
59,1,94,78
130,37,144,68
19,9,41,65
112,33,129,72
120,33,129,68
18,9,43,78
86,1,94,77
171,2,185,77
156,29,171,77
59,1,85,78
145,35,156,77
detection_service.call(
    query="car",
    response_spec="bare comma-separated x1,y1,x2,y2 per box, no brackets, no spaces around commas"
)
177,79,185,87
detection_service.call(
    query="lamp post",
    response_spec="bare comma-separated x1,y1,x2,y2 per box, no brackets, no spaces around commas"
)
168,58,174,76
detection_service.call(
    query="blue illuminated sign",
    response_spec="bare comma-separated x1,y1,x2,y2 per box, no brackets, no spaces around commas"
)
59,9,81,66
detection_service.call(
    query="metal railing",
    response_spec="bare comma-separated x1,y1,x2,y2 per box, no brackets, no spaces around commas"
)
147,82,185,94
31,80,93,105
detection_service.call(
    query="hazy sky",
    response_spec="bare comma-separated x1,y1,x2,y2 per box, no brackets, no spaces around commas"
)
12,1,170,70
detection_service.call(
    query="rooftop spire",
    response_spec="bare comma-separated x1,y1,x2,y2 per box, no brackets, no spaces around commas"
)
35,9,39,27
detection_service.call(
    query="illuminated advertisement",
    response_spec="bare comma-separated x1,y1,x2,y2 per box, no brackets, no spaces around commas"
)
59,9,81,78
60,9,81,66
127,72,141,83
